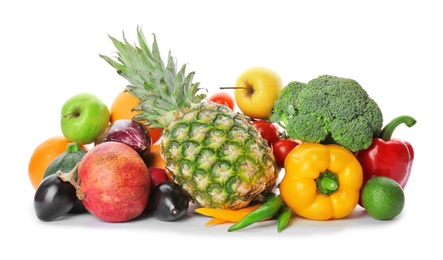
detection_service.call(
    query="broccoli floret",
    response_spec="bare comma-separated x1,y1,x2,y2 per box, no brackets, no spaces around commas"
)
270,75,383,152
270,81,306,128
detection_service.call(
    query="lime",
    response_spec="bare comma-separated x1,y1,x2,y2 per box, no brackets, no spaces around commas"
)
361,176,405,220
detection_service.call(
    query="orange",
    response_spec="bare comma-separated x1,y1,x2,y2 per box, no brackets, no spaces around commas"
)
110,89,139,122
28,136,87,189
143,140,166,169
110,89,163,144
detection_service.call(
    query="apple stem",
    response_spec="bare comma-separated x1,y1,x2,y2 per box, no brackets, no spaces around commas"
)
63,106,81,119
219,87,247,90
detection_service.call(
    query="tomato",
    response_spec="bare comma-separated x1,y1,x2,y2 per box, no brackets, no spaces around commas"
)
252,120,280,146
272,139,300,168
208,92,235,110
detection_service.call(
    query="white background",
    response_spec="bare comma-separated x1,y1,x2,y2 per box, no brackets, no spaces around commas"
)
1,0,440,259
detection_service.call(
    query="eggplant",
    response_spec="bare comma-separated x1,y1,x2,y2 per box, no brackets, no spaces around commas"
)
96,119,151,155
34,174,77,221
149,181,190,221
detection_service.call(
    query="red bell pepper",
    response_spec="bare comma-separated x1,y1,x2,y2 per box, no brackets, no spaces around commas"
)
356,115,416,189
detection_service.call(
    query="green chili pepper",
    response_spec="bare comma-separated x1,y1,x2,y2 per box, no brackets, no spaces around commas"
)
227,193,283,232
276,203,291,233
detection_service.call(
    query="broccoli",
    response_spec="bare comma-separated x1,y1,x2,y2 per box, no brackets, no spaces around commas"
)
270,75,383,152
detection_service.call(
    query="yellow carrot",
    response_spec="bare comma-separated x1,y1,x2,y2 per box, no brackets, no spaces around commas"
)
205,218,228,226
195,203,263,223
236,204,262,212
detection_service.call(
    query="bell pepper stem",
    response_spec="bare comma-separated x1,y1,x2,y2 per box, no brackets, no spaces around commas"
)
379,115,417,141
321,177,338,190
317,171,339,195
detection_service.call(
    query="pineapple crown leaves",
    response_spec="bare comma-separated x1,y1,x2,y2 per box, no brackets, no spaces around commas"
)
99,26,207,128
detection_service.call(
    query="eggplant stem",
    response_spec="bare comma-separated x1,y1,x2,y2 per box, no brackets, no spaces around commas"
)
56,163,80,189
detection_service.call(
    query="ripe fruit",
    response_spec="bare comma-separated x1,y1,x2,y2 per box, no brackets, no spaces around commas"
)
148,167,169,189
233,66,283,119
110,89,163,144
361,176,405,220
148,181,190,221
77,141,151,223
208,92,235,110
272,139,300,168
28,136,84,189
60,92,110,145
110,89,139,122
252,120,280,146
34,173,77,222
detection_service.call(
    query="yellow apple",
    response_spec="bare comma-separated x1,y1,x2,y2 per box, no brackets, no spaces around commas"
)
233,66,283,119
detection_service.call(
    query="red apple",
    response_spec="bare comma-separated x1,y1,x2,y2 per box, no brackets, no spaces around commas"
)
77,141,151,222
148,167,169,189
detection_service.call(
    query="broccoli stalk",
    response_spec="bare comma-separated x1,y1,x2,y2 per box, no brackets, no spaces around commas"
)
270,75,383,152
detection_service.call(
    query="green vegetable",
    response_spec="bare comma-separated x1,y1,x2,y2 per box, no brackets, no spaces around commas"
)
270,75,383,152
43,142,88,213
276,203,291,233
228,193,283,232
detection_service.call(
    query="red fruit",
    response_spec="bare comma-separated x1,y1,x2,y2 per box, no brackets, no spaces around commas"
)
77,141,151,223
272,139,300,168
252,120,280,146
208,92,235,110
148,167,169,189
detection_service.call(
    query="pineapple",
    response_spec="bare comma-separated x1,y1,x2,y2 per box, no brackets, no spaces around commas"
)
100,27,279,209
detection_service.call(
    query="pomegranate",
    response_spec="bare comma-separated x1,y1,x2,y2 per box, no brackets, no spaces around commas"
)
77,141,151,222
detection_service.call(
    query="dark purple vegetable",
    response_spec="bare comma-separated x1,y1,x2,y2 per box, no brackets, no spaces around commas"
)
96,119,151,155
148,181,190,221
34,174,77,222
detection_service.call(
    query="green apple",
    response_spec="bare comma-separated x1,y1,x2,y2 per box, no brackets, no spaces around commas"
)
233,66,283,119
61,93,110,145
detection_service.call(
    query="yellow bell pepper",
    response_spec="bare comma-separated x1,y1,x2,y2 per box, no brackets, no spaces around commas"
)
280,143,363,221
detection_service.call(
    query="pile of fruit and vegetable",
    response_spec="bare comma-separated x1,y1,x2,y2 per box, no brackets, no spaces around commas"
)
29,27,416,232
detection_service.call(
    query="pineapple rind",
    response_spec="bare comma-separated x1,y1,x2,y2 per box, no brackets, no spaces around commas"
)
162,102,279,209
